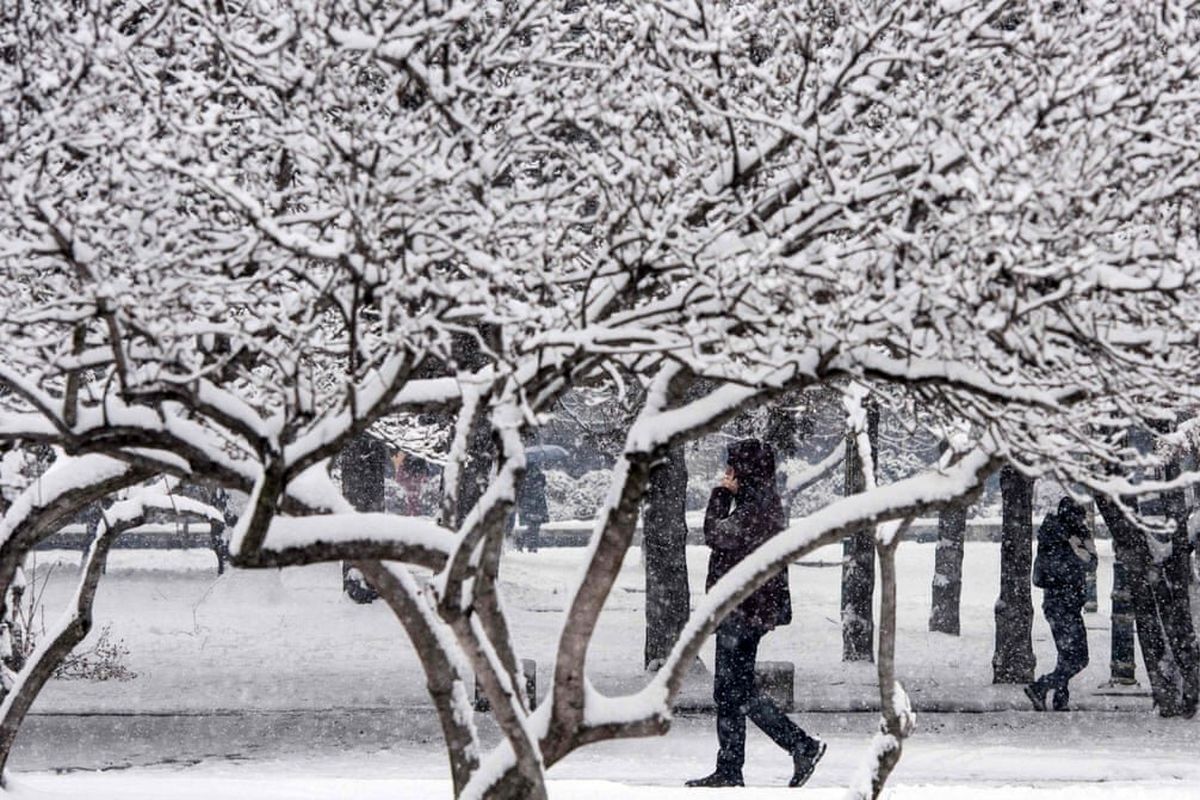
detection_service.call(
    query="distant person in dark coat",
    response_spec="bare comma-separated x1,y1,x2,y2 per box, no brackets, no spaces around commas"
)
686,439,825,789
1026,497,1097,711
515,464,548,552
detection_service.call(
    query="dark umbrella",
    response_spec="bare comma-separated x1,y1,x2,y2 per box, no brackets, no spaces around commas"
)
524,445,569,465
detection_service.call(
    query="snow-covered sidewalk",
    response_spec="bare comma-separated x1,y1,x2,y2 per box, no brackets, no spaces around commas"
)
8,540,1196,798
7,710,1200,798
25,541,1157,715
7,776,1193,800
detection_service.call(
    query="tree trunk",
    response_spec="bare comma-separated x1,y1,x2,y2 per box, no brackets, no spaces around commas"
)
992,465,1035,683
929,500,966,635
848,518,916,800
1090,432,1199,717
1109,559,1138,684
0,506,143,778
841,403,878,662
1159,457,1199,715
1084,502,1099,612
449,329,498,531
643,444,690,669
457,416,495,530
1094,493,1179,712
355,560,480,794
341,432,388,603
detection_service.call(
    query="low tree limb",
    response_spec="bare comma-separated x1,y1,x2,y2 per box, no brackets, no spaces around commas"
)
355,560,480,794
0,493,219,779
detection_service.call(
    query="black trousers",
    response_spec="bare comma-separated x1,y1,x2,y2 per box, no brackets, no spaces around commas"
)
516,522,541,552
713,617,811,774
1035,601,1089,693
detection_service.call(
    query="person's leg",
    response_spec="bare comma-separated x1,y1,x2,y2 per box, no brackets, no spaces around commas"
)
742,636,809,752
506,510,519,549
1063,606,1089,680
731,627,826,786
688,620,754,786
1045,603,1088,708
713,621,758,777
1041,606,1066,691
528,522,540,553
1022,606,1051,714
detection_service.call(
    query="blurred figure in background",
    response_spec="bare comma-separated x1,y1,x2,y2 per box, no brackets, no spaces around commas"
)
1027,497,1097,711
515,464,548,552
393,450,435,516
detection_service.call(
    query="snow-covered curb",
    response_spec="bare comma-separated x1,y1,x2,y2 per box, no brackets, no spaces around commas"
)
3,775,1196,800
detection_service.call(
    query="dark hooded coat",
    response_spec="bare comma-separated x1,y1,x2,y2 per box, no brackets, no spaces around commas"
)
704,440,792,630
1033,497,1097,610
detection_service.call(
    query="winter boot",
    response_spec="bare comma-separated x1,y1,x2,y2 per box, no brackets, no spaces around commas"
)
1051,686,1070,711
1023,682,1047,711
1182,664,1198,719
685,769,743,788
1181,683,1198,719
789,738,826,788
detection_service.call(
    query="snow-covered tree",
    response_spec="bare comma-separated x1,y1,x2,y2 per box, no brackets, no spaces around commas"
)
4,2,1200,797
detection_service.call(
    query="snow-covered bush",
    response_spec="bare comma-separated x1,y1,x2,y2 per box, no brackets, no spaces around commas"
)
54,625,136,683
3,562,135,684
543,470,612,522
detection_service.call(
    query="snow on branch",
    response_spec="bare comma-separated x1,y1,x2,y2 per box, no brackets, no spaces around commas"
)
848,349,1078,410
250,513,454,571
283,352,422,475
0,455,145,550
625,364,803,453
783,441,845,502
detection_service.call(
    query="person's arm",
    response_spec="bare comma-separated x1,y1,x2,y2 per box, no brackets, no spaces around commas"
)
1068,525,1098,570
704,487,741,550
1032,543,1047,589
1032,517,1053,589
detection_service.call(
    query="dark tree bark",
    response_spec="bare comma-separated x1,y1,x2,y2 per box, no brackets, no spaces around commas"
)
841,402,878,662
642,443,690,669
341,432,389,513
1084,503,1099,612
457,417,496,529
1109,559,1138,684
929,500,966,635
1159,456,1199,715
0,519,119,780
356,561,479,793
992,465,1035,683
340,432,389,603
1093,432,1199,716
1094,493,1178,712
854,530,914,800
449,329,498,531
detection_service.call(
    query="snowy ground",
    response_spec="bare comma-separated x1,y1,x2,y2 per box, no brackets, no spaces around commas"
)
7,711,1200,799
6,540,1198,798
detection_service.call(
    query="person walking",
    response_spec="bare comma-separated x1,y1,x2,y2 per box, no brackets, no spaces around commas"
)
687,439,825,789
515,464,548,552
1026,497,1097,711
